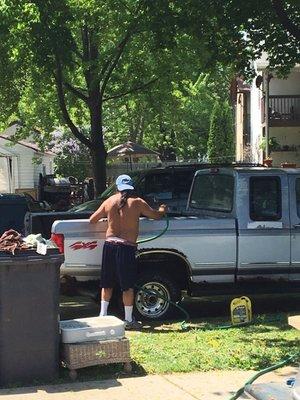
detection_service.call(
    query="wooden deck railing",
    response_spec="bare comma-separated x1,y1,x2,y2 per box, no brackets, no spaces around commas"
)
269,95,300,124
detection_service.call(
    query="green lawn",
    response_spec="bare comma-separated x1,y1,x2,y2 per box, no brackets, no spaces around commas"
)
129,314,299,374
57,313,299,382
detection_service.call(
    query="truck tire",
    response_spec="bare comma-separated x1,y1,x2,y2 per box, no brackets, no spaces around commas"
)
134,271,181,320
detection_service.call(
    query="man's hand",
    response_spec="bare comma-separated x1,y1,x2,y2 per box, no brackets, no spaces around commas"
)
139,200,167,220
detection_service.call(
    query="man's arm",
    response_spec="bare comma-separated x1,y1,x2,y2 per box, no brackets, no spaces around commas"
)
89,201,107,223
139,199,167,220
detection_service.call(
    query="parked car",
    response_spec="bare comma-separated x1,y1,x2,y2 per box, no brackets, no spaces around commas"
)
0,193,47,236
52,167,300,320
25,162,259,239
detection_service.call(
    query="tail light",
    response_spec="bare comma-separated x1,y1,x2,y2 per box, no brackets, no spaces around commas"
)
51,233,64,253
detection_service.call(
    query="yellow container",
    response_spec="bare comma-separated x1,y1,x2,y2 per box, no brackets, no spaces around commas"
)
230,296,252,325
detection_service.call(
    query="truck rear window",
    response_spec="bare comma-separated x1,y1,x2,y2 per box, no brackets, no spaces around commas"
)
250,176,281,221
190,174,234,213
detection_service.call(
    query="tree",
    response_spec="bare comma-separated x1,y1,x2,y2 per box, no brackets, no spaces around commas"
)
176,0,300,77
104,69,234,161
0,0,298,195
207,101,235,164
0,0,211,194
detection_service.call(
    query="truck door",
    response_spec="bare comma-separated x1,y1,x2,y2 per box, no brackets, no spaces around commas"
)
237,173,290,282
289,174,300,281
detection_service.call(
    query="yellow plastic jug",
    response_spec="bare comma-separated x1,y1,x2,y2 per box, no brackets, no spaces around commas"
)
230,296,252,325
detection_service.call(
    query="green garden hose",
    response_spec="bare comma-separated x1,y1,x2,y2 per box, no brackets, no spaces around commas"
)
228,353,300,400
136,216,170,244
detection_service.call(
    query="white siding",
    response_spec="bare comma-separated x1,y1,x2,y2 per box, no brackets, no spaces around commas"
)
18,153,35,188
0,157,10,192
42,154,54,174
270,72,300,96
0,137,55,189
248,57,300,165
33,154,55,186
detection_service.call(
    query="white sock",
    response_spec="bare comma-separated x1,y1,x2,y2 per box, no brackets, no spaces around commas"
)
99,300,109,316
124,305,133,322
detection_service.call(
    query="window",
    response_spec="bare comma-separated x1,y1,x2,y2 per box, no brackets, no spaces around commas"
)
295,178,300,218
250,177,281,221
144,172,174,200
173,170,195,199
190,173,234,213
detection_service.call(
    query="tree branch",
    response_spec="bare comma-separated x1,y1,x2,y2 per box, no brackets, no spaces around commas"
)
99,28,134,98
103,78,158,102
73,48,83,60
54,57,92,149
64,81,89,103
99,1,146,98
271,0,300,41
81,25,92,92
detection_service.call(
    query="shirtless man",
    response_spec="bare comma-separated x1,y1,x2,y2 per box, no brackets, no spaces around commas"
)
89,174,167,329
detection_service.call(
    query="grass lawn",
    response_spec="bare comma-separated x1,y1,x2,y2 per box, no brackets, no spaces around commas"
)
56,313,299,383
129,314,300,374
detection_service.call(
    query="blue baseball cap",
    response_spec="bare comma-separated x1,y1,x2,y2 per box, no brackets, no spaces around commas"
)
116,174,134,191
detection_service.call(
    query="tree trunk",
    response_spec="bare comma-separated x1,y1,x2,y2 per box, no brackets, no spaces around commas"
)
91,145,107,196
90,99,107,196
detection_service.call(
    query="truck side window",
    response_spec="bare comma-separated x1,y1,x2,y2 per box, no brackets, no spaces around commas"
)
295,179,300,218
173,170,195,199
144,173,174,200
190,174,234,212
250,177,281,221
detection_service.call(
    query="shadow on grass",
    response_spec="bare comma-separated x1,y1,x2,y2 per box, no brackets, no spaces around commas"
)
137,312,296,334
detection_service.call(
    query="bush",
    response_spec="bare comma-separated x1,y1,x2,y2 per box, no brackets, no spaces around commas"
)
207,101,235,163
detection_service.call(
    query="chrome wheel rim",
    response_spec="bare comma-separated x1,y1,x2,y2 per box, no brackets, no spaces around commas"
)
135,281,170,318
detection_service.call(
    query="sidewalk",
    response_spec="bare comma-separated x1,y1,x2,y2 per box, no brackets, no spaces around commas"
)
0,367,297,400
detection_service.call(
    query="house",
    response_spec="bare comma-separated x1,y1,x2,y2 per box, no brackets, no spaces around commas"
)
235,53,300,166
0,123,55,195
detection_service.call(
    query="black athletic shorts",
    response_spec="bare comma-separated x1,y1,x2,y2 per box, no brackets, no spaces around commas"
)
101,241,138,291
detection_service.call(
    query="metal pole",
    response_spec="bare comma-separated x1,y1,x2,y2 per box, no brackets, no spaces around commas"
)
265,72,270,158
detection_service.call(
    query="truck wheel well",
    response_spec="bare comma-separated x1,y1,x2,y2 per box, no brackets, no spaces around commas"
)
137,250,190,290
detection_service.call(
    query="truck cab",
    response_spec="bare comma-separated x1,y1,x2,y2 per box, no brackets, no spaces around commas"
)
188,167,300,284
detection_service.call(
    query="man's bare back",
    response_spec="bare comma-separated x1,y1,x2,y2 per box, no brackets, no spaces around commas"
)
90,193,166,243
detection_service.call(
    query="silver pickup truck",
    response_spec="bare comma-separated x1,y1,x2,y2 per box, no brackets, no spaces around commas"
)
52,167,300,320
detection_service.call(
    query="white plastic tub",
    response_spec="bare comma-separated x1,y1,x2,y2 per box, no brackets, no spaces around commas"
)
60,316,125,344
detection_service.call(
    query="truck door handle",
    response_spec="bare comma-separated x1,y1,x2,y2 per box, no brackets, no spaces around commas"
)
293,224,300,229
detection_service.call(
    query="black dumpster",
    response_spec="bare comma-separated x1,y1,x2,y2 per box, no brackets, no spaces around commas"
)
0,250,63,387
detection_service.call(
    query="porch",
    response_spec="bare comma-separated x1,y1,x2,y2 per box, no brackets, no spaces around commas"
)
269,95,300,127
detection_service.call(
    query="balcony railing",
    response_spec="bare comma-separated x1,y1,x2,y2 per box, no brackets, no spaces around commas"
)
269,95,300,126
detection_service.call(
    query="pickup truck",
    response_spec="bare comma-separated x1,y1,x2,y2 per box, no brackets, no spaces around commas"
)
25,162,259,239
52,167,300,320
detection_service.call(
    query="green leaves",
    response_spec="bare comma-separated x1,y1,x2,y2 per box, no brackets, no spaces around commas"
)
207,100,235,163
0,0,298,190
